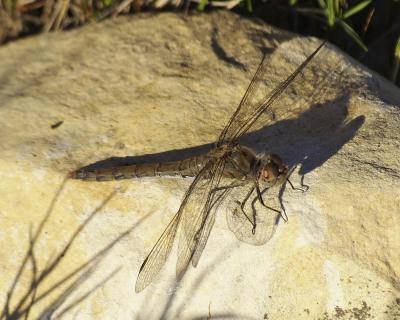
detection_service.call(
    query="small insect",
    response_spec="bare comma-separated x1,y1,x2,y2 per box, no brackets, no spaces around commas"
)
71,41,325,292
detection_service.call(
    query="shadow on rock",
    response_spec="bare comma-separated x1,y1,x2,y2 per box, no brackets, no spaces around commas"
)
75,143,214,172
210,27,247,71
241,91,365,175
75,92,364,183
0,177,151,320
136,243,256,320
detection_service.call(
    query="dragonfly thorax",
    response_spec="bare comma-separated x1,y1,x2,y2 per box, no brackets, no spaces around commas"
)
258,154,288,183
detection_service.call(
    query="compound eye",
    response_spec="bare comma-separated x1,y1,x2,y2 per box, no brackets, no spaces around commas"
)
269,164,279,178
262,168,269,179
262,163,279,181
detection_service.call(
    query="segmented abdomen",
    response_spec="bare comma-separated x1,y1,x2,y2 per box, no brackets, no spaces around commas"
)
70,154,209,181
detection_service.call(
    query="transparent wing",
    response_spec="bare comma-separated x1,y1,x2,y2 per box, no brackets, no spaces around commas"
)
135,211,180,293
217,50,271,145
176,158,227,279
226,181,282,246
218,41,328,145
191,186,232,267
135,157,227,292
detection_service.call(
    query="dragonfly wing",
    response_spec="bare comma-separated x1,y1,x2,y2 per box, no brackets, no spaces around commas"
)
218,41,327,144
135,212,180,293
226,182,281,246
176,158,227,279
135,158,220,292
191,187,232,268
217,51,270,145
190,207,216,268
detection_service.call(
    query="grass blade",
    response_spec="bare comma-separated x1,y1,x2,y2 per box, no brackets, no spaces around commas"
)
326,0,336,27
197,0,208,11
391,35,400,83
246,0,253,13
338,19,368,51
342,0,372,19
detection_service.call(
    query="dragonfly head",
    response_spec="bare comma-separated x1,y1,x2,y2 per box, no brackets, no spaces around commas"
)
260,154,288,182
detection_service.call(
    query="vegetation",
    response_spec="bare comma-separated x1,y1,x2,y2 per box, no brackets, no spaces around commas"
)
0,0,399,85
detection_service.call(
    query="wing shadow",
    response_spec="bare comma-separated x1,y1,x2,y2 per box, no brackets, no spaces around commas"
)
240,91,365,175
136,243,256,320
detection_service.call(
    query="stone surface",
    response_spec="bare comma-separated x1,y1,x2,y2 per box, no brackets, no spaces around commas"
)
1,11,400,320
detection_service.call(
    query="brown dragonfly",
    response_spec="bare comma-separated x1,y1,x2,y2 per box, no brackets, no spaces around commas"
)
70,41,325,292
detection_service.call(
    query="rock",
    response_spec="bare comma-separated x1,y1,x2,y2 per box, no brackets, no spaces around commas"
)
0,11,399,320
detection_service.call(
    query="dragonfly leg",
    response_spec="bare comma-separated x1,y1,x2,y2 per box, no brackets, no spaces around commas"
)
233,186,257,232
251,195,280,215
251,186,282,230
255,182,266,207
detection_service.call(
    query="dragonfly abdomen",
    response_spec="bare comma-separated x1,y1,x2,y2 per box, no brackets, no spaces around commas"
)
70,155,209,181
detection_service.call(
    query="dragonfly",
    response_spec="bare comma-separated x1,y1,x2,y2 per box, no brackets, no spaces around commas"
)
70,41,326,292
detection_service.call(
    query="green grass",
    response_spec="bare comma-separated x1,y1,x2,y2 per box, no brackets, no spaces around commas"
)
0,0,399,85
392,35,400,82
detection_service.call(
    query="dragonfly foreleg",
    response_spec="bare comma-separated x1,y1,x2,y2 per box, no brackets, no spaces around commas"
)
255,181,266,207
251,193,280,216
250,185,282,233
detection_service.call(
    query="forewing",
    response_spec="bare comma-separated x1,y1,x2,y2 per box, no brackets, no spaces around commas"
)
135,158,220,292
218,41,332,144
135,212,180,293
217,51,270,145
176,158,227,279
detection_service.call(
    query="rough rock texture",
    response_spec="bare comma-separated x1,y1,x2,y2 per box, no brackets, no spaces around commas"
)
1,11,400,320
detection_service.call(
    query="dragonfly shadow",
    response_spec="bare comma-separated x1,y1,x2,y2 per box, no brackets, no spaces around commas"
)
76,143,214,172
0,178,150,320
76,92,364,183
241,91,365,176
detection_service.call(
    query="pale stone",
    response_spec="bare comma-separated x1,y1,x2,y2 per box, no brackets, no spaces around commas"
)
0,11,399,320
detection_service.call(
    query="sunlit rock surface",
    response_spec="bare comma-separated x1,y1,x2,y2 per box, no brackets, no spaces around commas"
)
0,11,399,320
